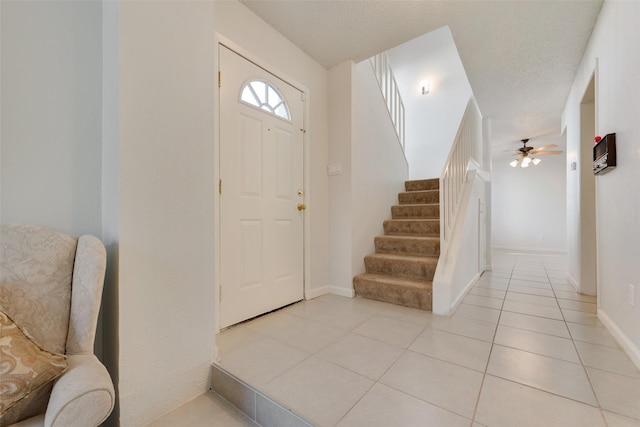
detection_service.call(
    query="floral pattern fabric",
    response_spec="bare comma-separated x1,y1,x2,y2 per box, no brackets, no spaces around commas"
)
0,224,77,354
0,307,68,417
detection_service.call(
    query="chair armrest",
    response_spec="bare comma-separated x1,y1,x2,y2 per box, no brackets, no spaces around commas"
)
45,355,115,427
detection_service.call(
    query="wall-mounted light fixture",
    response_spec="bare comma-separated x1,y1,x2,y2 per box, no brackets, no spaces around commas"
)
420,80,430,95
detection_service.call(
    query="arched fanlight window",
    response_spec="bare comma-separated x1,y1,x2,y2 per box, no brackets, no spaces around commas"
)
240,79,291,121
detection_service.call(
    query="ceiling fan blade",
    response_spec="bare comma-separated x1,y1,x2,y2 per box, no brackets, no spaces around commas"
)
533,144,558,151
532,150,563,155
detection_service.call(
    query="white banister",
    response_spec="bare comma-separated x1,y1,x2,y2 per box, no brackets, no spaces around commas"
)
370,52,405,151
440,97,482,254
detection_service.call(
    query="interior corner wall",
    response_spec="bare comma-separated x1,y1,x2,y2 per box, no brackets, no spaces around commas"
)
491,136,567,253
118,2,217,425
101,1,120,425
0,1,103,237
351,60,408,277
562,0,640,363
212,0,330,296
483,118,493,268
577,99,597,295
327,61,353,290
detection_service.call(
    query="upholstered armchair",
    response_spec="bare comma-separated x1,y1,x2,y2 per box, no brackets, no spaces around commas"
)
1,224,115,427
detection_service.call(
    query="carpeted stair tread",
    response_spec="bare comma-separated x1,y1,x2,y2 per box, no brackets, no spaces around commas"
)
364,253,438,280
384,219,440,236
399,190,439,205
354,176,440,311
354,273,432,290
391,203,439,219
353,273,432,310
405,178,439,192
375,235,440,257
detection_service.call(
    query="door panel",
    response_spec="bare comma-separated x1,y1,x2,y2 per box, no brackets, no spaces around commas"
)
219,45,305,328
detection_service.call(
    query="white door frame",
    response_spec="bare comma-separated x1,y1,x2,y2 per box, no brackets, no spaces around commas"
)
213,35,312,334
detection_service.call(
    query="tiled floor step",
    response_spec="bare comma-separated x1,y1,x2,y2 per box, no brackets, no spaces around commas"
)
405,178,439,192
364,253,438,281
398,190,439,205
211,364,313,427
383,219,440,236
375,235,440,257
353,273,432,310
391,203,439,219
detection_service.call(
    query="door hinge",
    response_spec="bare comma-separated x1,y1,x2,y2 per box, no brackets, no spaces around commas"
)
218,71,221,88
219,179,222,194
300,128,307,134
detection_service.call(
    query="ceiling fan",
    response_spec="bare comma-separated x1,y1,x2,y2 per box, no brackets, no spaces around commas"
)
506,139,563,168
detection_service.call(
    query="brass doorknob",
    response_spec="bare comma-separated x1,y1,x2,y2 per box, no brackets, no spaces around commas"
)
297,204,306,211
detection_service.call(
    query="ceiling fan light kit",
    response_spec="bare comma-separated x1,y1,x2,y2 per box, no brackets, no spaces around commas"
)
508,139,563,168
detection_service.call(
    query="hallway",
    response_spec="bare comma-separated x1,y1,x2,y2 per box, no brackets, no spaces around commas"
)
200,251,639,426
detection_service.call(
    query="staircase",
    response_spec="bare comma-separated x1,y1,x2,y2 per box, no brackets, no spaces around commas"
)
353,178,440,311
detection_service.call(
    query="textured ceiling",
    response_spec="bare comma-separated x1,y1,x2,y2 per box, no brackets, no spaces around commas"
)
241,0,603,152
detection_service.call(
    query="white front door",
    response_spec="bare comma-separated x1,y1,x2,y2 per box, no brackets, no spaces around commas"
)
219,45,305,328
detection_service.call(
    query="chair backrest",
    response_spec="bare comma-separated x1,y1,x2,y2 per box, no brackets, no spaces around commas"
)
0,224,77,355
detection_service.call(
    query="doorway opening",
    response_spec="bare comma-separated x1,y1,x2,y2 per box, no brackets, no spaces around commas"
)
578,72,597,297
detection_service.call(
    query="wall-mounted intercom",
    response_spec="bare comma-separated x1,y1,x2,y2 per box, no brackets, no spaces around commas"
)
593,133,616,175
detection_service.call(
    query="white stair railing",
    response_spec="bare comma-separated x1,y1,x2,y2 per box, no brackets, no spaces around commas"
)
370,52,405,151
440,97,482,251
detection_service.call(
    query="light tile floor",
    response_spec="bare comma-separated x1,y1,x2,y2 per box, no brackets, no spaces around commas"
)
148,392,259,427
163,251,640,426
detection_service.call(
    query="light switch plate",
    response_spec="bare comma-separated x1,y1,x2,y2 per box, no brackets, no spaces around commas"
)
327,163,342,176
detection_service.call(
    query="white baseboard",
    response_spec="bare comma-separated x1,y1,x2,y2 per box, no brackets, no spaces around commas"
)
598,309,640,371
329,286,355,298
306,286,329,299
306,285,355,299
450,273,481,315
492,245,568,255
565,273,579,293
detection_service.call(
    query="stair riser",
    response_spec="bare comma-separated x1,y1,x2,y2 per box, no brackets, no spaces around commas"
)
399,191,439,205
384,220,440,236
375,236,440,257
364,256,437,280
405,179,439,192
354,277,432,311
391,204,439,219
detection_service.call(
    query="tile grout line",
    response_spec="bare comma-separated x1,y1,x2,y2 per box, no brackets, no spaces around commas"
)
469,260,514,424
547,264,610,427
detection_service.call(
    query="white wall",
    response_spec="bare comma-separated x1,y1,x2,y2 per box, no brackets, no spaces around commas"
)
116,2,331,423
387,26,473,180
491,136,567,253
328,61,353,292
351,60,408,277
327,60,409,292
0,1,103,237
212,1,330,298
562,0,640,366
117,2,217,425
